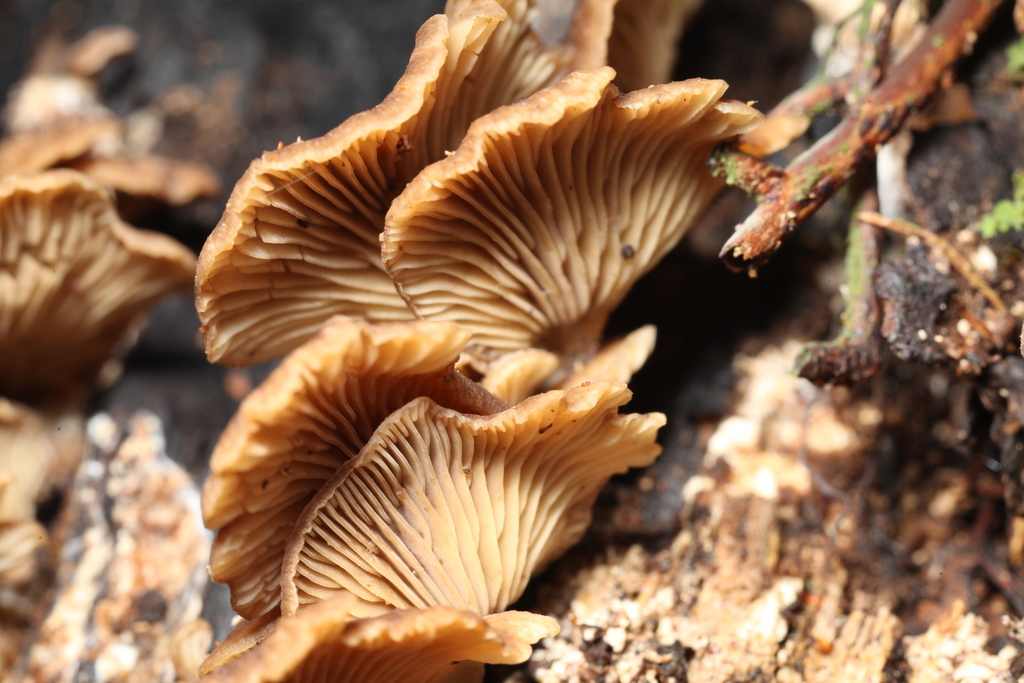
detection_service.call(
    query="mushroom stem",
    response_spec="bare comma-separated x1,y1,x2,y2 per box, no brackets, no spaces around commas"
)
715,0,1007,274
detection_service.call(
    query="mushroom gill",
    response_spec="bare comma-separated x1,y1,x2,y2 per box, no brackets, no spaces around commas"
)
382,67,763,359
203,317,507,619
196,0,615,368
203,593,558,683
278,381,664,618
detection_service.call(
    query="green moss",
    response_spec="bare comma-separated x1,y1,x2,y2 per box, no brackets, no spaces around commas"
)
1006,35,1024,81
977,171,1024,239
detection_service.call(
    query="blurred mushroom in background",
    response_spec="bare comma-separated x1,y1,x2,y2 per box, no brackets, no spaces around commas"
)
0,25,221,215
0,169,194,594
606,0,704,91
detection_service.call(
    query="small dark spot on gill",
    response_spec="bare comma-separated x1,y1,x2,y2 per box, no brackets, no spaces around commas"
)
621,244,635,259
262,479,269,490
538,423,554,434
296,218,310,229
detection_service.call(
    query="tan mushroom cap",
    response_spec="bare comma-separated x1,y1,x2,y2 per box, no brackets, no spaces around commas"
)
606,0,704,92
279,381,664,618
382,68,763,357
204,317,507,619
0,398,56,522
478,347,561,404
0,400,85,557
0,118,123,176
68,154,222,206
0,170,195,406
195,0,615,368
560,324,656,388
199,610,279,677
204,593,558,683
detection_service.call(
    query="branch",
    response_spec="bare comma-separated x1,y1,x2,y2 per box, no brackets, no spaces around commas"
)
714,0,1007,274
795,204,883,385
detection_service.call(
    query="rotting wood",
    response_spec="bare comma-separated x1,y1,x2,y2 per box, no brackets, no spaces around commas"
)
19,413,210,683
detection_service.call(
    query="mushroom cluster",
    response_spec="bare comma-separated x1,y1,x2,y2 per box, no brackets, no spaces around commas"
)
193,0,762,680
0,24,221,213
0,169,195,591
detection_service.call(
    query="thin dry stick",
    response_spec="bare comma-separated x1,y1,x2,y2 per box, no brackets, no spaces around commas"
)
738,0,904,156
713,0,1007,274
857,210,1008,314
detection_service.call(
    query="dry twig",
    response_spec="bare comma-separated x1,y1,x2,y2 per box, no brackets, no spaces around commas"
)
711,0,1007,274
796,201,884,384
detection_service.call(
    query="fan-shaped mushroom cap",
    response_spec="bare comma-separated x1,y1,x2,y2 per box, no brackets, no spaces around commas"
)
0,118,123,177
560,324,656,388
199,610,279,677
382,68,762,357
204,593,558,683
195,0,615,367
279,381,664,617
478,347,561,404
204,317,507,619
0,170,195,406
67,154,221,206
606,0,703,92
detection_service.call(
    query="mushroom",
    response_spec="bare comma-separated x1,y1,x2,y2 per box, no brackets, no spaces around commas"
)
0,398,56,524
606,0,704,91
0,25,221,208
0,118,123,177
0,170,195,407
382,67,763,359
560,324,657,387
203,317,507,619
198,610,280,676
202,593,558,683
66,154,221,207
478,348,561,404
195,0,617,367
278,381,664,618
